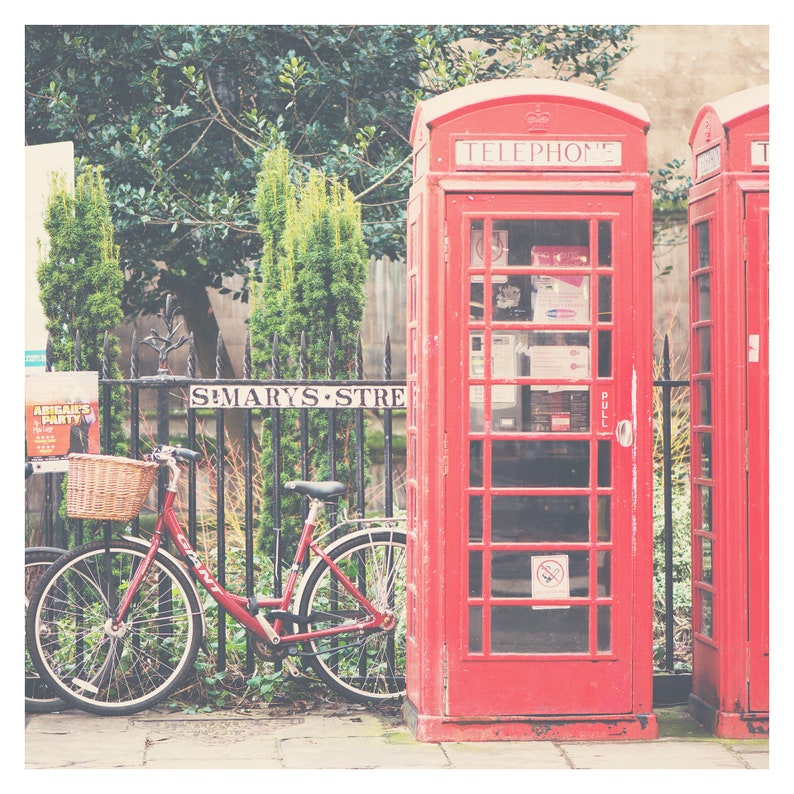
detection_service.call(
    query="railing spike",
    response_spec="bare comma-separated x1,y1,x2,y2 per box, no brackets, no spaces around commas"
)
102,331,110,379
130,329,138,379
75,331,82,371
215,331,224,379
384,333,392,380
187,332,196,378
244,331,251,379
327,332,336,379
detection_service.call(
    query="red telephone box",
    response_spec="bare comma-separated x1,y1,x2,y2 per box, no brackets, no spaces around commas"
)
686,85,769,738
404,79,657,741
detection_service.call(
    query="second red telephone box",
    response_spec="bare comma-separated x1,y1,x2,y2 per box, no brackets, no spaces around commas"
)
405,79,657,741
687,85,769,738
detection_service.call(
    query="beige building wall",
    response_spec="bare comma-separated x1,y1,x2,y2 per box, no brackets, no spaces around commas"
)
610,25,769,372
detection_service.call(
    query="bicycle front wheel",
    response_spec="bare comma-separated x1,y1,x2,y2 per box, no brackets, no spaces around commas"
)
25,547,68,713
297,528,407,704
26,538,204,716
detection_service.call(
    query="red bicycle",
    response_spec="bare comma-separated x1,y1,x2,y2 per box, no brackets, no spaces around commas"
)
26,445,407,716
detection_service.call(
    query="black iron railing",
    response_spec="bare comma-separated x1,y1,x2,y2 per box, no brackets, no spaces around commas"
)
29,300,406,675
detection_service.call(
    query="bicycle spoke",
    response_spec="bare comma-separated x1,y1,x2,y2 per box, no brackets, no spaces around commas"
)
28,540,203,715
298,529,407,703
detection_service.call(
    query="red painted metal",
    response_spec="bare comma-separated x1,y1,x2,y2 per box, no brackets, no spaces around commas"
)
687,85,769,738
405,79,656,741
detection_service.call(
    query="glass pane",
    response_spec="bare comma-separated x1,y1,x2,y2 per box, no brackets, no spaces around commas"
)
489,219,589,266
697,274,711,321
697,327,711,373
699,433,712,478
484,385,590,433
492,551,589,598
529,386,590,432
598,276,612,322
527,331,590,378
531,275,590,323
468,219,485,267
469,606,482,653
469,551,483,597
700,590,713,638
598,221,612,266
597,552,611,596
699,486,712,532
697,221,711,269
470,440,483,487
491,606,589,653
598,496,611,541
475,275,592,323
470,332,486,377
491,495,589,542
598,330,612,377
468,331,592,380
701,537,712,584
492,440,589,487
469,386,484,432
470,279,485,320
598,440,611,487
597,606,611,652
469,496,483,542
698,381,712,426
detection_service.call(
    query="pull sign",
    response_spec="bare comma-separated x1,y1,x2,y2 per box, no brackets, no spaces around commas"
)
599,386,613,432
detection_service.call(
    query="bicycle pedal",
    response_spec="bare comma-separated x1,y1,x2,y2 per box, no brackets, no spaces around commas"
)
282,657,301,678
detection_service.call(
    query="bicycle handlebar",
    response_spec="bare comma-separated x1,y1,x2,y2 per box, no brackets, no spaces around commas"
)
149,445,203,464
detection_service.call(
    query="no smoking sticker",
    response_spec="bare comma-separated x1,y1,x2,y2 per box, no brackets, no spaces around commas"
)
532,555,570,609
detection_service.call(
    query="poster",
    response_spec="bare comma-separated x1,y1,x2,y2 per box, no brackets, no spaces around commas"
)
532,554,570,610
470,229,509,267
532,275,590,323
529,345,590,378
26,371,99,472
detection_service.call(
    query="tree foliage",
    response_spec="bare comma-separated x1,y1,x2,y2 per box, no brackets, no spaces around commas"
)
38,163,124,370
249,146,368,551
37,162,127,457
25,25,635,345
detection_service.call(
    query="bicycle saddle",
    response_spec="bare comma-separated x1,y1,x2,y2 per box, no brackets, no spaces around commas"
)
284,480,347,500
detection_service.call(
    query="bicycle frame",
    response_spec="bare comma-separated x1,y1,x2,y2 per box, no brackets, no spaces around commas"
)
112,455,396,650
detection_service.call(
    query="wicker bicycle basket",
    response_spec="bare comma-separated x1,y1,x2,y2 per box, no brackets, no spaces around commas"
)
66,454,159,522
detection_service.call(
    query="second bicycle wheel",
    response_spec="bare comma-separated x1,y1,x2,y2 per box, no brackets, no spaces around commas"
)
26,538,204,716
297,528,407,704
25,547,68,713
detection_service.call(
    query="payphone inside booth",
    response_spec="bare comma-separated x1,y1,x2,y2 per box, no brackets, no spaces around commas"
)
687,85,769,738
404,79,657,742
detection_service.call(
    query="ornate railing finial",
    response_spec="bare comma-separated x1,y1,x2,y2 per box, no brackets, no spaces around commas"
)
140,293,188,375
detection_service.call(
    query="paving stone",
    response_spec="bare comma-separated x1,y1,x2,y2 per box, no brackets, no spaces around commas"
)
441,740,569,769
144,734,282,768
280,735,448,769
25,724,148,768
559,740,747,769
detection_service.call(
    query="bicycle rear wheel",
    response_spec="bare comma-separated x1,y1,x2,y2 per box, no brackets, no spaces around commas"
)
25,547,68,713
297,528,407,704
26,538,204,716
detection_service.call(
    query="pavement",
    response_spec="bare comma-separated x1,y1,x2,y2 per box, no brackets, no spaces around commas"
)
23,700,770,774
